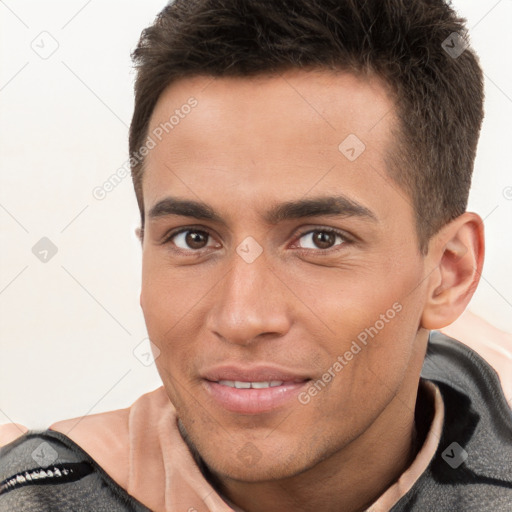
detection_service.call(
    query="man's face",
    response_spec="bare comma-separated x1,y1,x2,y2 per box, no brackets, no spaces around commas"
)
140,70,429,481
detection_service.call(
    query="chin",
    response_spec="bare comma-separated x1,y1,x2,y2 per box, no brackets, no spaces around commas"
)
207,456,304,483
196,434,326,484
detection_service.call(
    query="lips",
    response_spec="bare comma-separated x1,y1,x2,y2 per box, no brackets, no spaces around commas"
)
201,365,310,414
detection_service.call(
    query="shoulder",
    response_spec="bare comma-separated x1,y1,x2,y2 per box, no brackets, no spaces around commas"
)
0,387,169,488
439,309,512,403
48,407,131,491
421,319,512,486
0,388,170,512
0,429,150,511
47,386,169,490
0,430,93,485
0,424,28,449
0,430,102,510
395,315,512,510
423,313,512,476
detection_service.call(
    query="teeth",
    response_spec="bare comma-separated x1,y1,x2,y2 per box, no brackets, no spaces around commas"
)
218,380,236,387
218,380,284,389
251,381,270,389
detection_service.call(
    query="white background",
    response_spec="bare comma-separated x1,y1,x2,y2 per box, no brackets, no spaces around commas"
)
1,0,511,429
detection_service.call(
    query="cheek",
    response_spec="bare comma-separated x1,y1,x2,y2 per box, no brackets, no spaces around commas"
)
299,259,424,395
346,289,424,400
140,253,210,339
286,260,414,341
140,260,205,405
300,302,420,449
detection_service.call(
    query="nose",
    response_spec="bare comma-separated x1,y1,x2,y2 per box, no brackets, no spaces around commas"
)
205,248,292,346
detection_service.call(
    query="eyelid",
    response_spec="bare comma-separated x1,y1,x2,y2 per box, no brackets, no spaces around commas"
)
160,226,218,248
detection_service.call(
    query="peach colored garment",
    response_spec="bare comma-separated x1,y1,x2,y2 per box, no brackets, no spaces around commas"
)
365,380,444,512
49,388,233,512
1,312,510,512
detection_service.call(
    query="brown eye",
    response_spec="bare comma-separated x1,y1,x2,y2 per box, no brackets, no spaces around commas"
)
186,231,208,249
171,229,214,250
297,229,346,250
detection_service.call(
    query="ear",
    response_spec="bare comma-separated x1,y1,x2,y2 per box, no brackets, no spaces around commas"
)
135,226,144,245
421,212,484,330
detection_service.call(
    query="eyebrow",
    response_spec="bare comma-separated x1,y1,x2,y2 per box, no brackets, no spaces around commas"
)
147,195,378,225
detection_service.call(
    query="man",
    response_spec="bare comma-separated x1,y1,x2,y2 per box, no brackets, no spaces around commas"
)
1,0,511,511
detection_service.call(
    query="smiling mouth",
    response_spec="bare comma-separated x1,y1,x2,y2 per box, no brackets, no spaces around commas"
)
203,378,311,414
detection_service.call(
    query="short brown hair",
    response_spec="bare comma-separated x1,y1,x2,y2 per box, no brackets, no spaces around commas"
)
130,0,484,251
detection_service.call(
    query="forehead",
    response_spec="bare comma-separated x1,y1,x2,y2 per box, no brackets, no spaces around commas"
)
148,69,396,148
142,69,407,223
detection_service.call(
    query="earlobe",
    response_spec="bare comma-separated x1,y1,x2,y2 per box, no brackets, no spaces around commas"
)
421,212,484,330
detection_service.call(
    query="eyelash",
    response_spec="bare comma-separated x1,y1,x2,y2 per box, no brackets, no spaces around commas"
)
161,226,352,256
